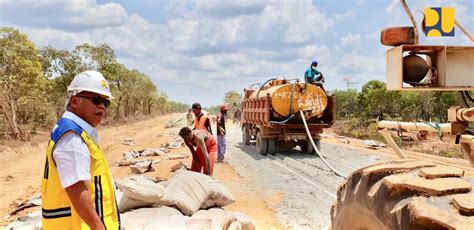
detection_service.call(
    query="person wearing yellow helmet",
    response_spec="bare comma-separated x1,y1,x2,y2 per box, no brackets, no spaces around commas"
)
41,70,120,230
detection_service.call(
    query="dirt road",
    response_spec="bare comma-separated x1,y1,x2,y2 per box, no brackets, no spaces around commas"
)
224,126,392,229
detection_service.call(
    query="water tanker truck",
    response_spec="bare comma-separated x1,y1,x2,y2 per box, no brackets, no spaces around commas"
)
241,78,335,155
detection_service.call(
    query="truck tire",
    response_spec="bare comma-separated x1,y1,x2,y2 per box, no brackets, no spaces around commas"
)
300,140,313,154
268,138,276,155
256,132,268,155
331,159,474,230
242,125,251,145
314,138,321,152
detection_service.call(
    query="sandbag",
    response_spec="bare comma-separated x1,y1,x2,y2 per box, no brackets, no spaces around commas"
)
228,211,256,230
116,159,147,166
120,175,165,203
228,222,242,230
119,194,154,213
191,208,236,230
190,208,256,230
129,162,155,174
116,175,167,212
139,148,166,157
185,218,213,230
121,206,184,229
160,170,235,216
6,210,42,230
144,215,189,230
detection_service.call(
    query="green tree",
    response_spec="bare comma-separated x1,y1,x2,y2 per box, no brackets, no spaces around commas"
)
0,27,43,139
332,89,359,118
223,91,243,109
39,46,85,118
357,80,401,120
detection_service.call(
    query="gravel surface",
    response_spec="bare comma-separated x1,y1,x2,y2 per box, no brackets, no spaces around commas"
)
225,127,391,229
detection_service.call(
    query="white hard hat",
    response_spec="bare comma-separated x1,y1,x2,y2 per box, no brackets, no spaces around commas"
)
68,70,114,99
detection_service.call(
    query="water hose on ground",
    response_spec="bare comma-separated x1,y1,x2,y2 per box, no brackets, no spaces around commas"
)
299,110,347,179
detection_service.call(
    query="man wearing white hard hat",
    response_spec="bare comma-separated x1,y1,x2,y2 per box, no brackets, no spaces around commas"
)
41,70,120,229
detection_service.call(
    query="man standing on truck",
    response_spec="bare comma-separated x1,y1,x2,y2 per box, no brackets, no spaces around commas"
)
304,60,326,92
179,127,217,176
41,70,120,229
192,102,212,134
216,104,229,162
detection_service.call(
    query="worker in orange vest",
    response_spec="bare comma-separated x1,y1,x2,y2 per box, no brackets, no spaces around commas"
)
191,102,212,134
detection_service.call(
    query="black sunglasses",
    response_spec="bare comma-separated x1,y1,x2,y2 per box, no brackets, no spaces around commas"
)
77,95,110,108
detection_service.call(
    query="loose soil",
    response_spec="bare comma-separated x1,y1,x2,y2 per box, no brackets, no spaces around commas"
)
0,114,282,229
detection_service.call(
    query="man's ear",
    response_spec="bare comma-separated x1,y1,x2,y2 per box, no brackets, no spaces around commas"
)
69,96,79,109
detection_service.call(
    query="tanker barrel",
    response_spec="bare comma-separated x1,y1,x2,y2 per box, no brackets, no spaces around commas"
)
250,80,328,119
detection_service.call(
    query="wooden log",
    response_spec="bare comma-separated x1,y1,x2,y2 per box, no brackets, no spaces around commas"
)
381,129,407,159
378,120,451,134
381,27,415,46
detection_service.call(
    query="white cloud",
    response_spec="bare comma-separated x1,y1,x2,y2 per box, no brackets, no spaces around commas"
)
193,0,267,19
334,10,356,21
340,33,362,47
385,0,400,14
0,0,128,31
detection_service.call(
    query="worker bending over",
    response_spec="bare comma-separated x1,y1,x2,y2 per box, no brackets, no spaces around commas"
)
179,127,217,176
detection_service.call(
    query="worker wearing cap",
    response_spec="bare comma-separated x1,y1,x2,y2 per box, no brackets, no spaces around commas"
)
41,70,120,229
179,127,217,176
304,60,326,92
216,104,229,162
192,102,212,134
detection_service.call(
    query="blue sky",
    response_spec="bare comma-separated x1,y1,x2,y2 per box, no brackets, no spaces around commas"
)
1,0,472,106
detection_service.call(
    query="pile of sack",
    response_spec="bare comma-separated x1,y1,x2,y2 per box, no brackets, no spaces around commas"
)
118,170,255,229
6,170,255,230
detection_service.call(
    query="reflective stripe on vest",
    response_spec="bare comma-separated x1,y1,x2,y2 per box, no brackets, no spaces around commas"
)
41,118,120,229
194,114,208,130
42,207,71,219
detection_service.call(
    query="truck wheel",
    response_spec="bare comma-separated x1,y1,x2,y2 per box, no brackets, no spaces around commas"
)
267,138,276,155
256,132,268,155
314,138,321,152
300,140,313,154
331,159,474,230
242,125,251,145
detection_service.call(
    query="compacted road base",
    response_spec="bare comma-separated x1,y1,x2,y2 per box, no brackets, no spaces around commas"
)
225,126,391,229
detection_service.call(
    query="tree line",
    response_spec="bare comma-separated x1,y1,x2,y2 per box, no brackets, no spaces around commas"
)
0,27,189,140
333,80,464,122
332,80,469,139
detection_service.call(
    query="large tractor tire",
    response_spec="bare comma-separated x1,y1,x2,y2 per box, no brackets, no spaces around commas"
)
242,125,251,145
256,132,268,155
331,159,474,230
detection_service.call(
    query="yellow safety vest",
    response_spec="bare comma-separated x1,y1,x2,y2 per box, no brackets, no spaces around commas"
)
41,118,120,229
